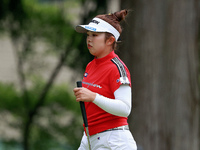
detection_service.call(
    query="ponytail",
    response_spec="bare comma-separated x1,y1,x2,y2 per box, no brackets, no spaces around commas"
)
113,9,128,22
96,9,128,34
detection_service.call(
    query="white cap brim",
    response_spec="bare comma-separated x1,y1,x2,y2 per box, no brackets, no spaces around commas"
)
75,18,120,41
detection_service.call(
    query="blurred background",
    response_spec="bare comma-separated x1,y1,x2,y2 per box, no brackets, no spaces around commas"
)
0,0,199,150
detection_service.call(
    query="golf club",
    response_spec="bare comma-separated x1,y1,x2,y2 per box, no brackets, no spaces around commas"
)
76,81,91,150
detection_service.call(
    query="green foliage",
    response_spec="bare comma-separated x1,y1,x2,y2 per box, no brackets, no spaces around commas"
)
29,123,81,150
0,83,23,114
0,0,26,23
0,0,108,71
0,82,82,150
0,80,80,115
0,0,109,149
13,1,67,54
0,141,23,150
0,0,90,70
45,85,80,113
22,0,73,50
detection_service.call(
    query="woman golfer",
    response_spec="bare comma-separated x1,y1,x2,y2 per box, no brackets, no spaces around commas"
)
73,9,137,150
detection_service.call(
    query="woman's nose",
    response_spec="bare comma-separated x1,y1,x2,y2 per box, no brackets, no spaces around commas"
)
87,36,91,42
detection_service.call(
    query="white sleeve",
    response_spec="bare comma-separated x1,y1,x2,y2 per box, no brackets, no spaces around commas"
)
93,85,132,117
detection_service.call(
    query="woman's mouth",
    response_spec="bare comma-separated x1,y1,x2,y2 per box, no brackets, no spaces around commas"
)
88,44,92,49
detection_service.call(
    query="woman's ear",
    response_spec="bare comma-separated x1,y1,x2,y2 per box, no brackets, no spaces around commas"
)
106,36,115,46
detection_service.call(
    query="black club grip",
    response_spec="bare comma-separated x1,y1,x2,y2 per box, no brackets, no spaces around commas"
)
76,81,88,127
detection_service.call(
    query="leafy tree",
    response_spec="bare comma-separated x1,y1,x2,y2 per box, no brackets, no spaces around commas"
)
0,82,82,150
0,0,108,149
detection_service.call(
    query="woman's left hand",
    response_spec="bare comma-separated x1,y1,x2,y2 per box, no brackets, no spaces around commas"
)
73,87,96,102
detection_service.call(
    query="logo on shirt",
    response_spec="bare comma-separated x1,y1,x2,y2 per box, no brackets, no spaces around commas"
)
82,82,102,89
84,72,88,77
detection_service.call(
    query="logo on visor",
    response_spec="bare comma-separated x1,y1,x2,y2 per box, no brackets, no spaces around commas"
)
90,20,100,24
85,26,96,31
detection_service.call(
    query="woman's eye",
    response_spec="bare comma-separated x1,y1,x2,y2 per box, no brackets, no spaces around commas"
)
92,34,97,36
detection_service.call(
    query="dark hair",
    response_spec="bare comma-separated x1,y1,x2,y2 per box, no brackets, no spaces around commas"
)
96,9,128,50
96,9,128,34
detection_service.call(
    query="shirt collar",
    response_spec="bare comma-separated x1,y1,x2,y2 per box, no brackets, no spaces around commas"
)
94,50,116,65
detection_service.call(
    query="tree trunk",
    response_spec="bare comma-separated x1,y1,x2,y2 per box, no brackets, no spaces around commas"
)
120,0,200,150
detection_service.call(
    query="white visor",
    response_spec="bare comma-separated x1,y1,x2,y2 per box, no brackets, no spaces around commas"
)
75,17,120,41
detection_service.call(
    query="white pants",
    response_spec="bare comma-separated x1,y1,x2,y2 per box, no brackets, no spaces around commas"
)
78,130,137,150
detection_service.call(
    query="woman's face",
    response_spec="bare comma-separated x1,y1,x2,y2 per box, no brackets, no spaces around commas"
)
86,31,112,58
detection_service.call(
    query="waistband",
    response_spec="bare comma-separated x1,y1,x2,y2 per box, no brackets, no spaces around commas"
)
100,125,129,133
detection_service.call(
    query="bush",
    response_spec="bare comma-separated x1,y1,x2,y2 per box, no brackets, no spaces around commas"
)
0,82,82,150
